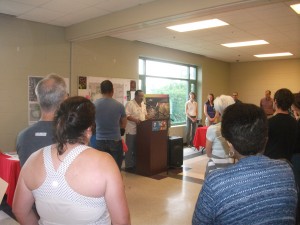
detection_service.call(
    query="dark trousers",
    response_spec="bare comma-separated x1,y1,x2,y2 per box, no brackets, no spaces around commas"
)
125,134,136,168
95,140,123,170
186,116,197,146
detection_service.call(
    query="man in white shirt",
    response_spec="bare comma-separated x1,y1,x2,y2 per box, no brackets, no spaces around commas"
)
125,90,148,172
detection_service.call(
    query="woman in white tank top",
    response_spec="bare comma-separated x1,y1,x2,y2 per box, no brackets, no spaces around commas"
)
13,96,131,225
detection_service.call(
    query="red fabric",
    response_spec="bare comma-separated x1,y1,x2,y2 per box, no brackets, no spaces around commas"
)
122,139,128,152
193,126,208,150
0,153,21,206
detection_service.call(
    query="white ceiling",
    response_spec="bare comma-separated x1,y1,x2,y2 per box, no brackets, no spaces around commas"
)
0,0,300,62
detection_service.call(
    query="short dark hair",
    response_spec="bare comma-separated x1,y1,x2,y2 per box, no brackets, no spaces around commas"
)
274,88,294,111
221,103,268,156
53,96,95,155
135,90,143,96
100,80,113,94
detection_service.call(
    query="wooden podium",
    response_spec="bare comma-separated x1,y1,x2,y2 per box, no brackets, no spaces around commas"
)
136,119,168,176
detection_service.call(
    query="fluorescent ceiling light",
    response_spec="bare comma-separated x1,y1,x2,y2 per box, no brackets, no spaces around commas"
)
222,40,269,47
290,3,300,14
167,19,228,32
254,52,293,58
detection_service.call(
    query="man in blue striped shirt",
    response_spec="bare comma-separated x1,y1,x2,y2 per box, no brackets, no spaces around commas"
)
192,103,297,225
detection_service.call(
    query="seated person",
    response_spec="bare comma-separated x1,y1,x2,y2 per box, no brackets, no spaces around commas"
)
193,103,298,225
13,96,131,225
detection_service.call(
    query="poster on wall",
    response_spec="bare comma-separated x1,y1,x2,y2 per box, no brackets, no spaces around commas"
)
78,76,136,106
28,76,69,125
28,76,43,125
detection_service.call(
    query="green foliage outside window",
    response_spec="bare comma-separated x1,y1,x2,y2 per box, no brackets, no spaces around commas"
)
139,58,197,125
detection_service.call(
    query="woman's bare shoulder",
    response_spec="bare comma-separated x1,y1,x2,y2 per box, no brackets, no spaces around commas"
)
79,148,117,171
23,148,44,170
21,147,46,189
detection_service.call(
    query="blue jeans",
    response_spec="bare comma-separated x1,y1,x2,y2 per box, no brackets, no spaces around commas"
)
186,116,197,146
95,140,123,170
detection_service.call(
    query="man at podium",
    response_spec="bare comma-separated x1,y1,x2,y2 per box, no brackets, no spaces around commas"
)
125,90,148,172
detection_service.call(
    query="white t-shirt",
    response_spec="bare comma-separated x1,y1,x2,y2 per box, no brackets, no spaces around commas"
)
125,100,147,135
206,123,230,158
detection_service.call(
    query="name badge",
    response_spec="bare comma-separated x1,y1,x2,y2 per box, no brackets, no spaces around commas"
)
35,132,47,137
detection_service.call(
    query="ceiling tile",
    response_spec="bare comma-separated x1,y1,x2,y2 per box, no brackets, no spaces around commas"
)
50,6,109,26
11,0,50,6
0,0,33,15
18,7,64,23
0,0,299,62
41,0,88,13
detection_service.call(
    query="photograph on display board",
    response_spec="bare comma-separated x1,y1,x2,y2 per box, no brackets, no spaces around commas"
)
144,94,170,120
28,76,43,124
78,76,87,89
130,80,136,91
152,120,168,131
28,77,43,102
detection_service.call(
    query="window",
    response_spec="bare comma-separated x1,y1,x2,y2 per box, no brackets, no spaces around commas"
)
139,58,197,125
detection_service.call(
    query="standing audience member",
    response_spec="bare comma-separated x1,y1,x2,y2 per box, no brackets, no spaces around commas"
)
13,96,131,225
232,91,242,103
17,74,67,167
260,89,275,117
264,88,297,162
125,90,147,172
292,95,300,121
203,93,217,126
291,92,300,222
192,103,298,225
185,92,198,147
205,95,235,176
94,80,127,170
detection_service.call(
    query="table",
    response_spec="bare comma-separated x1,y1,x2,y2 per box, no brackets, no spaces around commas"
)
193,126,208,153
0,152,21,207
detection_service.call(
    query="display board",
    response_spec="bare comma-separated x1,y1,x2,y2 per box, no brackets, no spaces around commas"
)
144,94,170,120
78,76,136,105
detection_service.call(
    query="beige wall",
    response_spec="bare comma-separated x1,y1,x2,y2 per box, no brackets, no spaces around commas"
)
0,15,230,151
2,15,299,150
201,58,230,120
229,59,300,105
71,37,231,142
0,15,70,151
